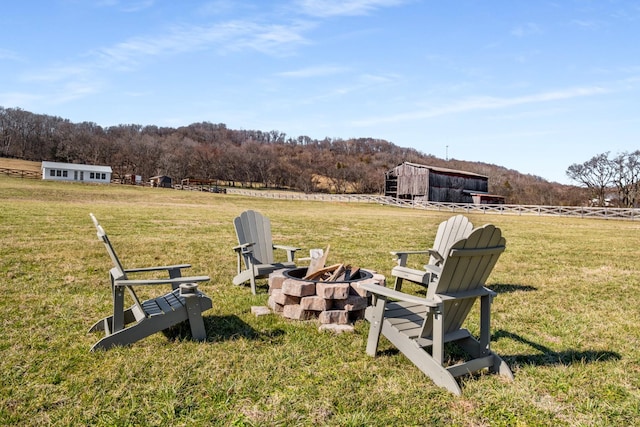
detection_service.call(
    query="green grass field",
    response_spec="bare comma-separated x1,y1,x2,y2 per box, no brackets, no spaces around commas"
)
1,176,639,426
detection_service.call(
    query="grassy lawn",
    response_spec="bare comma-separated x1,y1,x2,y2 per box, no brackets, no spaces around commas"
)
1,176,639,426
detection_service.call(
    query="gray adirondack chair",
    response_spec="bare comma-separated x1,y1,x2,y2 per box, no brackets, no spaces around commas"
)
233,210,300,294
391,215,473,291
88,213,212,351
361,224,513,395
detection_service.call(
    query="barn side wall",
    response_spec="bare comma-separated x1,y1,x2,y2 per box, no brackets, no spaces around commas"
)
394,163,429,198
385,163,492,202
427,171,488,203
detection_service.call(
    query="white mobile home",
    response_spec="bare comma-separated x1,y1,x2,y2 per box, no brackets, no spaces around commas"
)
41,161,112,183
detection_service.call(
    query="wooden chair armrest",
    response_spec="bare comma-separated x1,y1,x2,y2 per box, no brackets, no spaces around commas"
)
359,282,440,308
273,244,300,252
233,242,255,253
437,286,496,301
114,276,210,287
124,264,191,273
391,249,444,267
274,245,300,262
390,250,432,256
424,264,442,276
427,249,444,264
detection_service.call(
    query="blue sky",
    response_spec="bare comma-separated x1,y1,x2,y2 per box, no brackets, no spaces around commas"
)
2,0,640,184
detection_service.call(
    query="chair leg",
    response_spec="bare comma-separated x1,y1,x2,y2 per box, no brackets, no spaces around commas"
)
379,316,462,395
393,277,404,291
112,286,126,332
491,354,515,380
89,308,138,333
431,304,445,365
479,294,492,355
187,301,206,341
180,284,207,341
249,274,257,295
365,298,386,356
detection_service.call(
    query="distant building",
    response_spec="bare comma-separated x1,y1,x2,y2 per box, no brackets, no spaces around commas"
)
41,161,112,183
149,175,173,188
123,174,143,185
384,162,505,204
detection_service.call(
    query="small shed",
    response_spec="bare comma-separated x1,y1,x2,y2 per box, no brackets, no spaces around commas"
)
149,175,173,188
469,192,505,205
41,161,112,183
123,174,143,185
385,162,503,204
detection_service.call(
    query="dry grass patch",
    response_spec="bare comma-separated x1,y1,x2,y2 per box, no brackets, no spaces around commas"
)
0,157,42,172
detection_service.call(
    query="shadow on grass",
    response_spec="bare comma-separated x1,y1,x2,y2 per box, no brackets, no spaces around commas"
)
378,329,621,366
488,283,537,293
164,315,285,343
406,283,536,298
494,330,621,366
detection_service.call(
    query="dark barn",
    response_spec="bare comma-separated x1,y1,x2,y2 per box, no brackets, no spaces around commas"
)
149,175,173,188
384,162,504,204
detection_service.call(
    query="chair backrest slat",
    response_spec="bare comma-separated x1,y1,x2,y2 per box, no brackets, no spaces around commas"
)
90,213,144,313
423,224,505,337
234,210,275,265
430,215,473,265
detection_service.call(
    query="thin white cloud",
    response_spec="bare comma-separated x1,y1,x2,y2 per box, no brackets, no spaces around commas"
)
291,72,397,105
353,86,609,126
0,48,21,61
277,65,348,78
229,21,312,55
58,80,105,102
22,19,312,86
23,65,91,83
96,0,155,12
96,20,311,64
511,22,543,37
570,19,601,29
0,92,41,108
2,77,104,107
295,0,408,17
514,49,541,64
197,0,242,16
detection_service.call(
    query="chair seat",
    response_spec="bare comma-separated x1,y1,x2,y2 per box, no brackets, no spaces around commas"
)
391,266,431,285
254,261,296,274
142,288,213,317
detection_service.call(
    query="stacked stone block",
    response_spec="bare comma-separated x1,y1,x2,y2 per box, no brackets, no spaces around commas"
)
267,268,386,324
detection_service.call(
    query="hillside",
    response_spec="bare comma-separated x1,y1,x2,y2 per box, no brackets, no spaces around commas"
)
0,106,588,205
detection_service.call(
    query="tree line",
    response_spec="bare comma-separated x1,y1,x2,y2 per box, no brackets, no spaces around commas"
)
567,151,640,207
1,106,589,205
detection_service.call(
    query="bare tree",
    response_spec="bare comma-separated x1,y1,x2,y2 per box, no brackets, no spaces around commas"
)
566,152,614,206
611,151,640,208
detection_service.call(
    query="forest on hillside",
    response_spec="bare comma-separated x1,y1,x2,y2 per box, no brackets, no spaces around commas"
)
0,106,589,205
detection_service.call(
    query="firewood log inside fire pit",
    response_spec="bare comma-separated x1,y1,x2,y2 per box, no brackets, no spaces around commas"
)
303,263,360,282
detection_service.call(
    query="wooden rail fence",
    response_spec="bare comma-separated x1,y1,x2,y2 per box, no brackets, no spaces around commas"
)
2,170,636,220
0,167,40,179
226,188,639,221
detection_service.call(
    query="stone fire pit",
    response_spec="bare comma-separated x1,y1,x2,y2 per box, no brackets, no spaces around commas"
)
266,266,386,330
